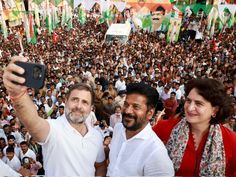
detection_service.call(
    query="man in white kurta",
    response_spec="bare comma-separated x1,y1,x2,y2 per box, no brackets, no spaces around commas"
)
107,123,174,176
107,82,174,176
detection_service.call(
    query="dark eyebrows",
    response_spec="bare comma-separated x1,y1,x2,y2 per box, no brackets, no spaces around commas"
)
186,97,204,105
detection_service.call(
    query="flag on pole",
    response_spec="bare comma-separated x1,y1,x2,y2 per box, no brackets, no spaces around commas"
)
78,6,86,25
18,32,24,54
31,25,37,44
34,4,40,27
45,0,53,34
46,14,53,34
61,2,67,26
33,0,44,5
0,0,8,39
67,6,73,29
52,6,59,29
29,13,34,38
21,1,31,43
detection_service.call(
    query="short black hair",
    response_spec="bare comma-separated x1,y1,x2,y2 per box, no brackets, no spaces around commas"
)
3,124,10,129
156,6,165,12
59,105,65,109
126,83,159,110
114,105,122,110
0,137,5,142
6,147,14,153
20,141,28,146
7,135,15,141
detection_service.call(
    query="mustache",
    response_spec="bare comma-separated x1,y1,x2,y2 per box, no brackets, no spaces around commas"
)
70,107,83,114
68,108,85,119
122,113,136,119
152,18,160,20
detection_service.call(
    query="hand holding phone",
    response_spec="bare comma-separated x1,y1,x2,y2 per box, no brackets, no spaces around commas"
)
14,61,46,89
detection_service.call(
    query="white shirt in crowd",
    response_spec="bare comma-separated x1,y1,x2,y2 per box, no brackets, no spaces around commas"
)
2,155,21,172
180,84,185,96
95,125,113,138
107,123,174,176
44,103,54,114
115,79,126,92
175,89,182,100
109,113,122,128
0,159,20,177
3,146,21,159
20,148,36,161
160,90,170,101
38,115,105,176
156,86,164,96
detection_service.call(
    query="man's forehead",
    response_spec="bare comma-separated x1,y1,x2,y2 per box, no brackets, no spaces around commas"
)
126,93,147,102
69,89,92,101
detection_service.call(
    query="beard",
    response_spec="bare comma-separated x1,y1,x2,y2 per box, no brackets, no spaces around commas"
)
65,107,88,125
122,112,144,131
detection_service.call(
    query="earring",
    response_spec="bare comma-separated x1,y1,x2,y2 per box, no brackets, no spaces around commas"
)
212,113,216,118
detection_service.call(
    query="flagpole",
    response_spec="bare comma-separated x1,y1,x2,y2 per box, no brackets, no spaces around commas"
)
0,0,8,39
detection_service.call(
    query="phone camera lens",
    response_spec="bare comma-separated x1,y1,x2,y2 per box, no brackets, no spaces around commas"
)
33,66,42,79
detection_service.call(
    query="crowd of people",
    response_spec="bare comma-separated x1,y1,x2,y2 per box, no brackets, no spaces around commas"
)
0,9,236,176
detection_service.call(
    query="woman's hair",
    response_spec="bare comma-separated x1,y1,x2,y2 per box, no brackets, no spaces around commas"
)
185,78,233,124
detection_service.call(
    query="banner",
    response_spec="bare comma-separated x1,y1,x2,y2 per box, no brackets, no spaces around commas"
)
218,5,236,30
207,6,218,37
167,17,181,43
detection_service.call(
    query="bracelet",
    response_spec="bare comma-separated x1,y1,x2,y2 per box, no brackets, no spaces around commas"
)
10,90,27,102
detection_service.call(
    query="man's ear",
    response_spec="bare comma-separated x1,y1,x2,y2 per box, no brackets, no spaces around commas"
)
90,105,94,112
147,108,155,120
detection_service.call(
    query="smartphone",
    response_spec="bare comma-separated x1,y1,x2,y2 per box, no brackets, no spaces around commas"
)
15,61,46,89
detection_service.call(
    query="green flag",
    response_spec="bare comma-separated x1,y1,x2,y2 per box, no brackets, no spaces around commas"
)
66,0,74,8
67,7,73,29
52,6,59,29
12,10,20,17
33,0,44,5
99,10,112,24
78,7,86,25
31,25,37,44
141,15,152,29
46,14,53,34
1,19,8,39
219,8,234,31
61,4,67,26
53,0,63,7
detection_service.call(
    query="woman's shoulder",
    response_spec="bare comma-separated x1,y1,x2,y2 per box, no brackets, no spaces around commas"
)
152,117,181,144
220,125,236,144
153,117,180,129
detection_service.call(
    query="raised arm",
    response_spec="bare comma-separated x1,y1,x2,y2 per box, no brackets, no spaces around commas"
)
3,56,49,143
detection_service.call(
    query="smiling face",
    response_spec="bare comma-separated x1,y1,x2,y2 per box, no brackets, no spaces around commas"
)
151,7,165,31
65,89,92,125
184,88,218,126
122,93,154,131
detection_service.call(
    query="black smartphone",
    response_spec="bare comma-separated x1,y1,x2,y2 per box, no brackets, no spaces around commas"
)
15,61,46,89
